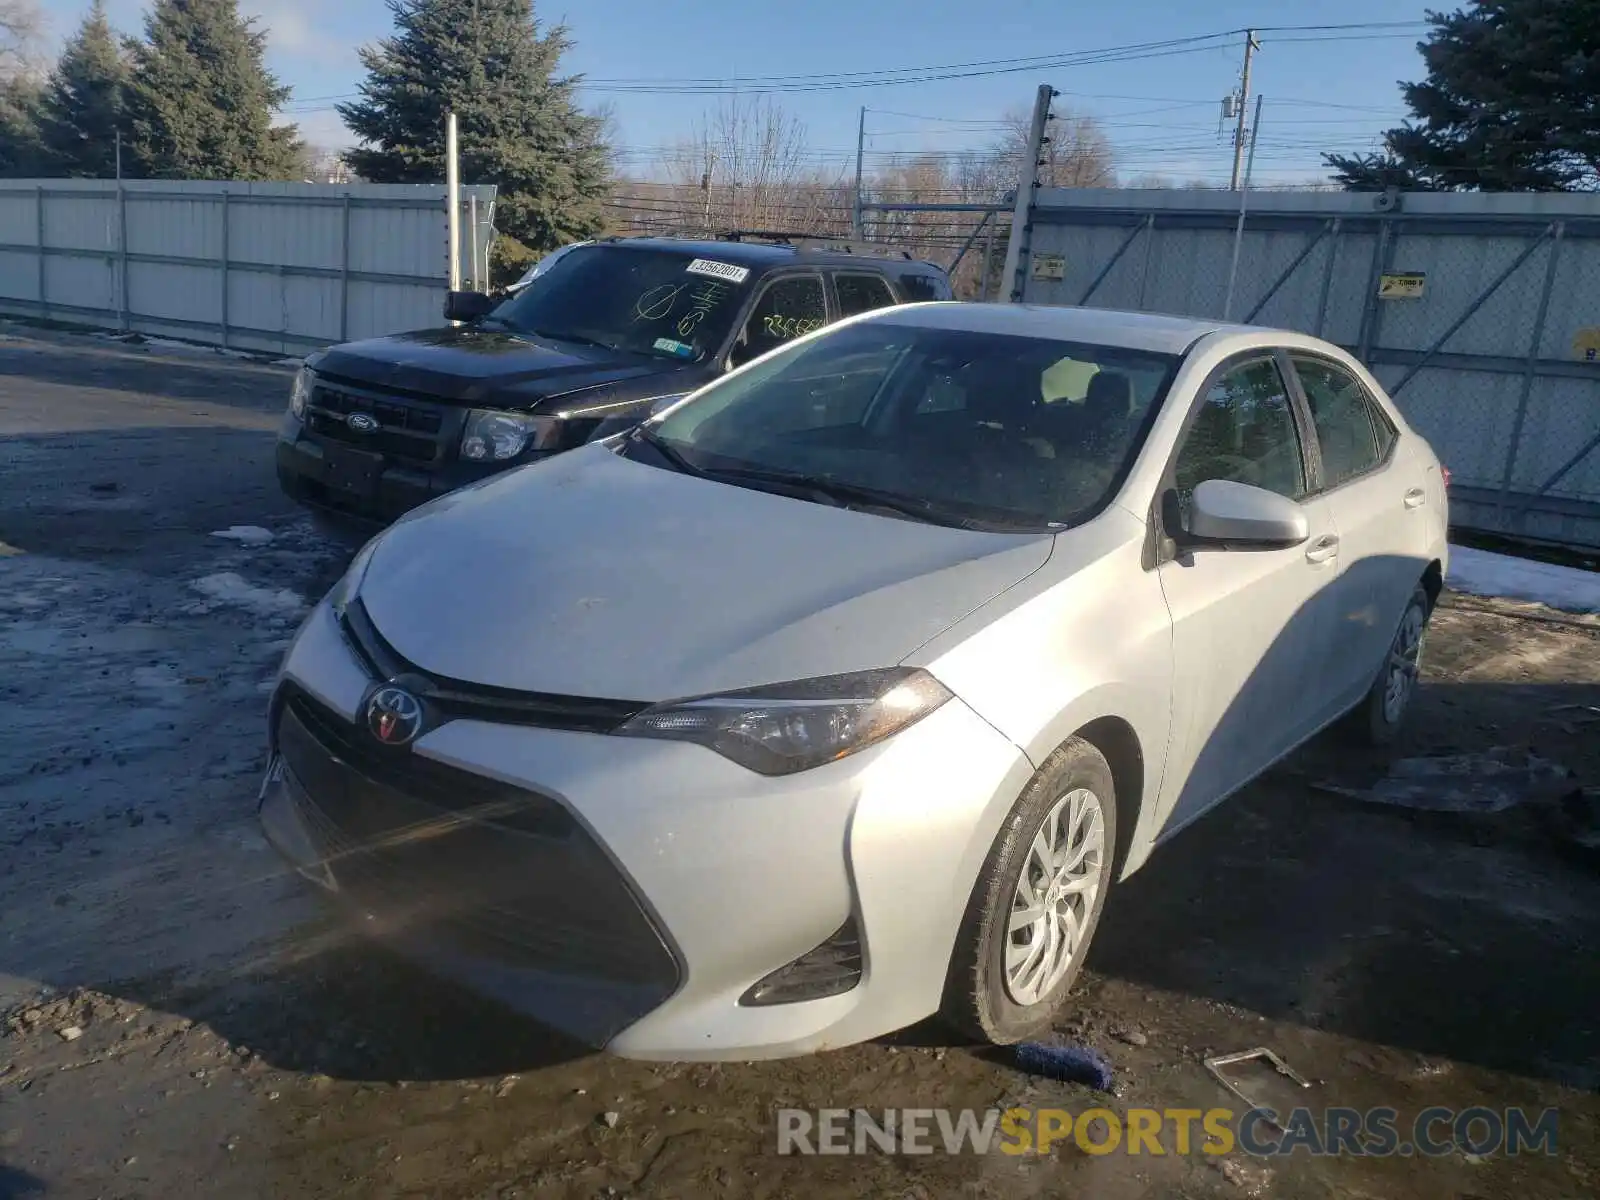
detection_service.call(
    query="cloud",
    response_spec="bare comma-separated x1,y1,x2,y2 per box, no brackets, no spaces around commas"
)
243,0,361,71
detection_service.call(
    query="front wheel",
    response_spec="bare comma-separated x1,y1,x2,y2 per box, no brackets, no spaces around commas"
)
1350,582,1431,746
942,737,1117,1044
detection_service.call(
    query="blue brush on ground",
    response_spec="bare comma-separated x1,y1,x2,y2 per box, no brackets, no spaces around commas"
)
1015,1042,1114,1091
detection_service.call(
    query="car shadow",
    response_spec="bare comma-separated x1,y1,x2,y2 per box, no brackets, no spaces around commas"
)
0,1164,48,1200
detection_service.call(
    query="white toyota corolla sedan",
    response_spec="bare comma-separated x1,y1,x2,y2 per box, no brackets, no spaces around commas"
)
260,301,1448,1059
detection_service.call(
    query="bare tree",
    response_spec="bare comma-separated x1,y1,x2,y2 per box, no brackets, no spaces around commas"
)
0,0,44,82
991,104,1116,190
667,95,847,235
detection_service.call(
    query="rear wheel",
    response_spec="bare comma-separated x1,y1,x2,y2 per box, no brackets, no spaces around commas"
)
1350,582,1431,746
942,737,1117,1044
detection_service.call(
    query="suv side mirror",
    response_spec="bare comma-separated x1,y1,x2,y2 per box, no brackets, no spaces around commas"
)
1179,479,1309,549
444,290,495,323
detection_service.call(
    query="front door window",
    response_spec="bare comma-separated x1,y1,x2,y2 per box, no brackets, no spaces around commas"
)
729,276,827,368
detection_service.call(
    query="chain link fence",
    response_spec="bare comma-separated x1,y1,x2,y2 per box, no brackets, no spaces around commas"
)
1019,190,1600,551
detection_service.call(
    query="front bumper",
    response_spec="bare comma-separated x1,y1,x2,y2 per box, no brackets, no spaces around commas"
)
275,427,541,525
262,602,1034,1059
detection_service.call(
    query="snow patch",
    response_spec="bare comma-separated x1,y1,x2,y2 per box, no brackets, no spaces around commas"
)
1447,545,1600,614
210,525,275,546
190,572,306,618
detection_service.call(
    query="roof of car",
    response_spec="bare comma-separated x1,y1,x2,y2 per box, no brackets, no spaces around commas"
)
602,235,947,275
871,302,1265,355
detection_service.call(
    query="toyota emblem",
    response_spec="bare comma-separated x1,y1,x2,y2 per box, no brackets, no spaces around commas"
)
365,685,422,746
346,412,380,434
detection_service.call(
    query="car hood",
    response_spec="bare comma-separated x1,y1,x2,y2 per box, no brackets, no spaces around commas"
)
359,445,1054,700
312,326,690,409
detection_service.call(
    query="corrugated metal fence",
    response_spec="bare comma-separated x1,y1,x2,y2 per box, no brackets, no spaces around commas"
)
0,180,498,356
1017,189,1600,551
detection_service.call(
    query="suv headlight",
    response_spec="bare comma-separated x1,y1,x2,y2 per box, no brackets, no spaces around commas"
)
460,410,561,461
289,365,313,418
616,668,952,775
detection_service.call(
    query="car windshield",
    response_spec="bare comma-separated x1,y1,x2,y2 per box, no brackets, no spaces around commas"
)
485,244,753,362
641,321,1180,530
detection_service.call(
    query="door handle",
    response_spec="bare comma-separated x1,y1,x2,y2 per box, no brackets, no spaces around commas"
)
1403,487,1427,509
1305,533,1340,564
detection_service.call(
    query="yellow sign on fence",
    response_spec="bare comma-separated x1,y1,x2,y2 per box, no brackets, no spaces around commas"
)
1378,272,1426,299
1031,253,1066,282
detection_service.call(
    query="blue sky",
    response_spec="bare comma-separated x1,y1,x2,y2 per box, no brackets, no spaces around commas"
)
40,0,1437,184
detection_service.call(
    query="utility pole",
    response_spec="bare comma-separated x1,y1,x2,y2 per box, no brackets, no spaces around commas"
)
1229,30,1259,191
852,106,866,240
1223,93,1264,320
701,149,718,233
998,84,1056,304
114,129,122,181
445,111,461,293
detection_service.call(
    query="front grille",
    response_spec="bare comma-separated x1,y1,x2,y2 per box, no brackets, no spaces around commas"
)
306,383,447,464
274,686,682,991
340,598,649,734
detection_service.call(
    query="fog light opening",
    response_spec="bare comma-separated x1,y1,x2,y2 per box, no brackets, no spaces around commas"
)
738,917,863,1007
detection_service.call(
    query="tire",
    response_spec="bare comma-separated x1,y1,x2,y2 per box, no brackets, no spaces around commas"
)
1348,582,1431,747
941,737,1118,1045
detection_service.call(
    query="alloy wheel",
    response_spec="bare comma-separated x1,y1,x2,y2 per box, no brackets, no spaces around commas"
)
1383,602,1427,724
1003,787,1106,1006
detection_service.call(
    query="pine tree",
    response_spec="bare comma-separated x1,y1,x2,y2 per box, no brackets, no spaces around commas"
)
339,0,610,259
125,0,304,180
0,77,47,176
40,0,130,178
1325,0,1600,192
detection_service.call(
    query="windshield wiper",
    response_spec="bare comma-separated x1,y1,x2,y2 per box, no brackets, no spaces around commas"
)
698,466,992,529
630,425,707,477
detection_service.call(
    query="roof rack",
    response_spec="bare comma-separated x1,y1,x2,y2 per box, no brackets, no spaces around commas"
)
716,230,916,261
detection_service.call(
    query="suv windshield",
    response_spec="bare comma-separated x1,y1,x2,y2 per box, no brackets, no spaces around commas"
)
643,321,1180,529
486,245,753,362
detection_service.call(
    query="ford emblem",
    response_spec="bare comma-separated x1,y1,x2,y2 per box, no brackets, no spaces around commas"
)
346,412,380,433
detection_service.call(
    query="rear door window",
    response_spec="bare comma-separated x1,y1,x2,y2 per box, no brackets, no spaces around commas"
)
1291,357,1384,489
834,273,898,317
896,272,951,302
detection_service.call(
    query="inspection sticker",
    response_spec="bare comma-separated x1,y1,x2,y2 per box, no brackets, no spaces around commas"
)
653,337,696,359
1573,327,1600,363
685,258,751,284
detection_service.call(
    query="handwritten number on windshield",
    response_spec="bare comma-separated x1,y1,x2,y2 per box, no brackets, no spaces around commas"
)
633,284,682,322
677,281,730,337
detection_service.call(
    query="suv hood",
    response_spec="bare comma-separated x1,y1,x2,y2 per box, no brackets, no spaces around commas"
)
358,445,1054,700
312,326,692,409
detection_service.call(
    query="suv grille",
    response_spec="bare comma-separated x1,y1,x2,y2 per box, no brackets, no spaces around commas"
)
306,382,448,464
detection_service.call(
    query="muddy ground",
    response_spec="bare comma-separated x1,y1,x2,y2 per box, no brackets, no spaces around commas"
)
1,324,1597,1200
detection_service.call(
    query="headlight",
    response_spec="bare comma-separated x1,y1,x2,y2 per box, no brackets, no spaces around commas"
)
460,410,561,461
328,536,380,617
289,365,313,418
615,668,952,775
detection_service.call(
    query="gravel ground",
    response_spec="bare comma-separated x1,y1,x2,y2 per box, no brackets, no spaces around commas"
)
2,324,1597,1200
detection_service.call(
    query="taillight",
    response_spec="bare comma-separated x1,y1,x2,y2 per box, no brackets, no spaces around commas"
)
1441,465,1451,488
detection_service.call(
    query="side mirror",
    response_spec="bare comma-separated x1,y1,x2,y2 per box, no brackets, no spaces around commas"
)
444,290,495,323
1181,479,1309,549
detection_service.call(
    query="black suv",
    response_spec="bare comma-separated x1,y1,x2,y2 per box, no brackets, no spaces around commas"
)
275,234,953,524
